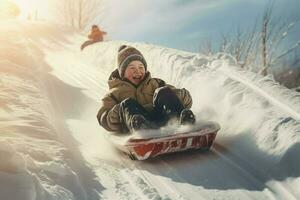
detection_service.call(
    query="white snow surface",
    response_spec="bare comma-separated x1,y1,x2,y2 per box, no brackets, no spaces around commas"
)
1,20,300,200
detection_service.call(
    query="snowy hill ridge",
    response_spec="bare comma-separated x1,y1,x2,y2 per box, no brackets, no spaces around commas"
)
1,21,300,200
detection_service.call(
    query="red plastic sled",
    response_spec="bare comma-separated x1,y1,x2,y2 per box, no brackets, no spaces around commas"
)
107,122,220,160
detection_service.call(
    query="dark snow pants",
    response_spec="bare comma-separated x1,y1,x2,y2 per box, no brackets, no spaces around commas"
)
119,86,185,131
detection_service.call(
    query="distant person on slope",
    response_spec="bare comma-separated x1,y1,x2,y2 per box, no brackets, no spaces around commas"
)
97,45,196,133
81,25,107,51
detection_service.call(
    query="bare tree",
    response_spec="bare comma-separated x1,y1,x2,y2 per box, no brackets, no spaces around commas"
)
242,21,258,68
199,1,300,77
54,0,103,30
260,5,271,76
259,1,300,76
199,39,213,56
204,23,258,69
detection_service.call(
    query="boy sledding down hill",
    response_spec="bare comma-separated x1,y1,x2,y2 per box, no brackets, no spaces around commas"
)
81,25,107,50
97,45,196,133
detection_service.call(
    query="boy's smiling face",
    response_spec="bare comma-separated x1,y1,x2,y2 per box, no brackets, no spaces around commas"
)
124,60,146,85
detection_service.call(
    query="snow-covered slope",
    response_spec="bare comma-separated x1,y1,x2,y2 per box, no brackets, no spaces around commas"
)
1,20,300,200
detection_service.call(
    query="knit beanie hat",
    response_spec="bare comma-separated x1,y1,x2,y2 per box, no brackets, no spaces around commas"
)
117,45,147,78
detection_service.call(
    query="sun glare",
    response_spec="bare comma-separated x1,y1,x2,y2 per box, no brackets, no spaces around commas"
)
0,0,20,18
12,0,36,19
11,0,49,20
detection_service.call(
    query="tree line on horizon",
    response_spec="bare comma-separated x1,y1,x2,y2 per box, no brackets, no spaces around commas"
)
199,1,300,90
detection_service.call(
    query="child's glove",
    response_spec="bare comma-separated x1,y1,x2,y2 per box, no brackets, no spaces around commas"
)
107,104,122,124
181,88,193,108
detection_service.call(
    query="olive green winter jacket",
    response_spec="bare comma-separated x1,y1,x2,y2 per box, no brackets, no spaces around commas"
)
97,69,193,133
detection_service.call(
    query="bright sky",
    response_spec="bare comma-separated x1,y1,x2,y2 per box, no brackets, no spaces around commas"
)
4,0,300,52
99,0,300,52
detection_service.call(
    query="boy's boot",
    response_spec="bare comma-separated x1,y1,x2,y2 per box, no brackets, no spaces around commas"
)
153,86,185,125
120,98,151,132
179,108,196,125
130,114,150,132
